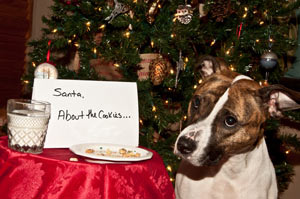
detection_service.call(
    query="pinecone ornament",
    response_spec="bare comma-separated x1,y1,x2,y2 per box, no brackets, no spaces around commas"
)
149,56,169,85
209,0,233,22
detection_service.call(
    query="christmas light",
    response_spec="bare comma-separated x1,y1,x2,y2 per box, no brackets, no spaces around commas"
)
226,49,230,55
168,87,172,91
285,150,291,154
183,115,187,120
139,119,143,125
229,64,235,71
210,39,216,46
256,39,260,43
52,28,58,33
171,33,175,38
193,85,197,89
170,178,175,182
73,34,76,38
244,7,248,12
259,21,264,25
151,41,154,48
32,62,36,67
99,24,106,30
86,21,91,31
269,38,274,42
74,42,79,47
152,105,157,112
98,7,102,11
167,165,172,172
68,39,72,44
93,48,97,54
133,0,137,3
170,69,174,74
198,79,203,84
243,13,247,18
184,57,188,62
124,31,130,38
165,100,169,105
154,115,158,119
23,80,29,84
114,63,120,67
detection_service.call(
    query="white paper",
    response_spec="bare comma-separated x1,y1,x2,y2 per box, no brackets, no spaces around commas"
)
32,79,139,148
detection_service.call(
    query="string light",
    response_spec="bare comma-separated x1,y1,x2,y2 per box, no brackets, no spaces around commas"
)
124,31,130,38
154,115,158,119
242,13,247,18
183,115,187,121
68,39,72,44
133,0,137,3
86,21,91,31
170,178,175,182
171,33,175,38
99,24,106,30
168,87,172,91
74,42,79,47
166,165,172,172
256,39,260,43
152,105,157,112
226,49,231,55
259,21,264,25
98,7,102,11
198,79,203,84
193,85,197,89
93,48,97,54
151,41,154,48
114,63,120,67
269,38,274,42
23,80,29,84
210,39,216,46
165,100,169,105
158,4,161,8
285,149,291,154
229,64,235,71
32,62,36,67
52,28,58,33
139,119,143,125
184,57,188,62
170,69,174,74
73,34,76,38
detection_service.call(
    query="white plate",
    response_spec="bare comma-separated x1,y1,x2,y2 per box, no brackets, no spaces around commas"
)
69,143,153,162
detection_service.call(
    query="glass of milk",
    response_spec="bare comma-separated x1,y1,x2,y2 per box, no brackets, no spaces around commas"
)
7,99,51,154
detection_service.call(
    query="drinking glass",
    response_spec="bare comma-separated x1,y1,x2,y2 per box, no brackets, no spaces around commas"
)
7,99,51,154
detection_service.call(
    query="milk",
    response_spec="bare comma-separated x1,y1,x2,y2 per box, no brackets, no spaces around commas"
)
7,110,50,154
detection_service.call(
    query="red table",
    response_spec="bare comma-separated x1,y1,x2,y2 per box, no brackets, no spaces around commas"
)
0,136,175,199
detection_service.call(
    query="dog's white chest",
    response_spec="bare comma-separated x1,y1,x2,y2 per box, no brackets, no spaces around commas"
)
175,139,278,199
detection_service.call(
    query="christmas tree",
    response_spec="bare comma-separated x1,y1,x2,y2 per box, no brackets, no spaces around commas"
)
22,0,300,193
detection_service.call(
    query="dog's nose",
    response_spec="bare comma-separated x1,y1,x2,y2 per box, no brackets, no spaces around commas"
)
177,136,197,155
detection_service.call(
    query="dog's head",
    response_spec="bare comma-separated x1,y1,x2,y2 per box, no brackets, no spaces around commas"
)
174,56,300,166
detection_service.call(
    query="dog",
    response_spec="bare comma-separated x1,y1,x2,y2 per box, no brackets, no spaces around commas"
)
174,55,300,199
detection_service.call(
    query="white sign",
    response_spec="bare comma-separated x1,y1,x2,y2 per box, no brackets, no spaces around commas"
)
32,79,139,148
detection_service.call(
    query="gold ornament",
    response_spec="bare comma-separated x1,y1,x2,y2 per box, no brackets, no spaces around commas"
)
149,56,169,85
146,0,160,24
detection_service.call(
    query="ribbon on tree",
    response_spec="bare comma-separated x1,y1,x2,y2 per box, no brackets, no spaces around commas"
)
236,22,243,40
46,40,51,62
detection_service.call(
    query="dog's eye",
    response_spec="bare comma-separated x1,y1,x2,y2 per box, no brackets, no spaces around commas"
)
224,116,237,127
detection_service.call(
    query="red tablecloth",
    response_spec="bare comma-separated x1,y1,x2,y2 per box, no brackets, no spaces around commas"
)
0,136,175,199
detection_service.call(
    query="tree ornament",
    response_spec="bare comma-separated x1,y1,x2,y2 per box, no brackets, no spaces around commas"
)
209,0,233,22
175,4,193,24
105,0,129,24
149,56,168,85
34,63,58,79
146,0,160,24
34,40,58,79
175,51,184,88
260,50,278,70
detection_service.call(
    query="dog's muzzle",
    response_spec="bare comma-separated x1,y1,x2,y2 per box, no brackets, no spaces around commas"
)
176,136,197,155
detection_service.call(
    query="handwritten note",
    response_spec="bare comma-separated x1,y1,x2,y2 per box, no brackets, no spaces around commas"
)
32,79,139,148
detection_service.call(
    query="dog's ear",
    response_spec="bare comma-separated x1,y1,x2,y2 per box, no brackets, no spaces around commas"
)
195,55,228,79
258,84,300,117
